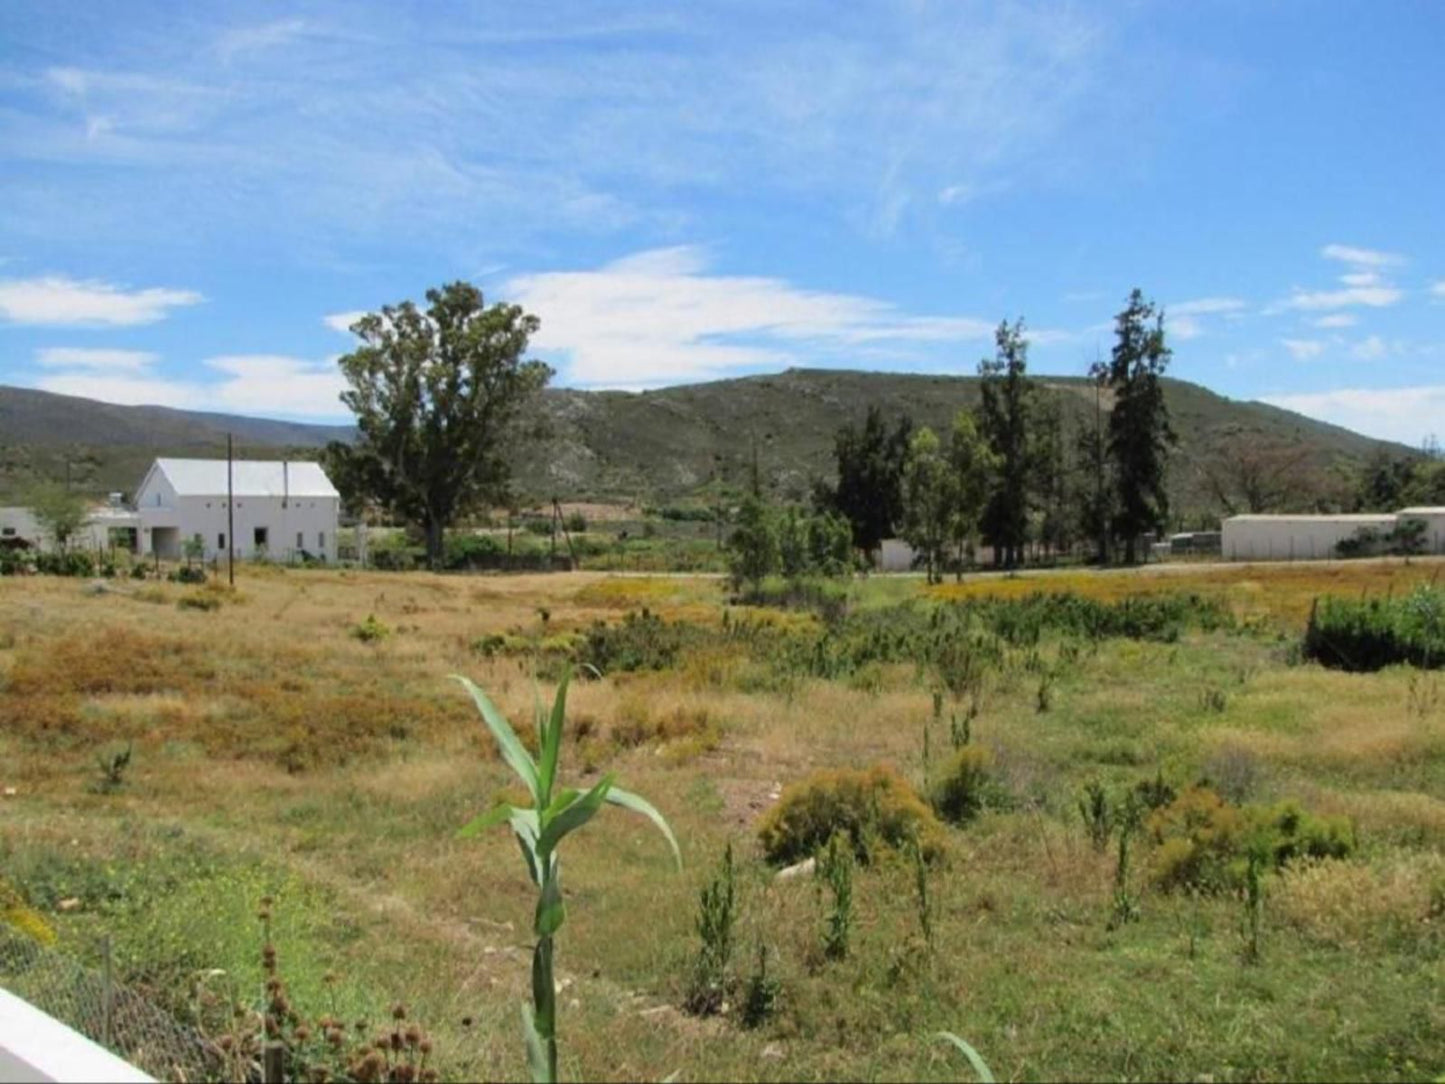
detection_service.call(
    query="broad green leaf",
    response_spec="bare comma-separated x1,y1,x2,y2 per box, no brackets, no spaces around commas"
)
538,775,614,856
453,675,539,802
535,864,566,938
509,808,542,886
537,667,571,807
605,785,683,870
936,1032,995,1083
521,1002,551,1084
456,802,515,840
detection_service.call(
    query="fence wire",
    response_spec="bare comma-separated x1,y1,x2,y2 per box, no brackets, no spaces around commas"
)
0,931,216,1082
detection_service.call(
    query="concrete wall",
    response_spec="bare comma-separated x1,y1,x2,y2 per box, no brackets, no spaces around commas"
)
1222,515,1398,562
0,988,153,1083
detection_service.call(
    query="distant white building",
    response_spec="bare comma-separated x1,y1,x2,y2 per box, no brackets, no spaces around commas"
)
1,457,340,563
1221,508,1445,561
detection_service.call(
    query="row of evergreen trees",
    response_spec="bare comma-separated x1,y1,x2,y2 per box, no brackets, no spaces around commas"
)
804,288,1176,581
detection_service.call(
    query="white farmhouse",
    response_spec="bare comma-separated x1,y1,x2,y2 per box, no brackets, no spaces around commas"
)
1,458,341,562
133,458,340,562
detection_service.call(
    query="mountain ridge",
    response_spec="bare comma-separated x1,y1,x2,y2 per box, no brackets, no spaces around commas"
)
0,373,1407,515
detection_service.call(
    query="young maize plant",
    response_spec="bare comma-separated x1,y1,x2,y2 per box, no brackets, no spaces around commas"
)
454,667,681,1084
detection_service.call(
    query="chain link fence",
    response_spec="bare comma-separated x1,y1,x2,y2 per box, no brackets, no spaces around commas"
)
0,931,215,1082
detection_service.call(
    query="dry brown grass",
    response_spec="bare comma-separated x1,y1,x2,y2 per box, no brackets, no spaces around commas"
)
4,561,1445,1080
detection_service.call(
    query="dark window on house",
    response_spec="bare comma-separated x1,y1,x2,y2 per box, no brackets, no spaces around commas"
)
254,527,268,547
218,533,226,549
297,531,304,549
319,531,326,549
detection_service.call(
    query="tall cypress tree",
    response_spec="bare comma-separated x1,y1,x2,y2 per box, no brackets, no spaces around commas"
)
1105,290,1176,564
829,406,913,562
976,319,1035,569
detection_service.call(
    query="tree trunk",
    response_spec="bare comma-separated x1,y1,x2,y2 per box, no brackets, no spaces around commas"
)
425,518,445,570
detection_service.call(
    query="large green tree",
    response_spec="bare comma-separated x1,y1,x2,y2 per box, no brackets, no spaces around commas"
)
945,410,995,577
1104,290,1176,564
976,319,1036,569
334,283,552,567
900,427,953,584
827,406,913,563
25,482,92,552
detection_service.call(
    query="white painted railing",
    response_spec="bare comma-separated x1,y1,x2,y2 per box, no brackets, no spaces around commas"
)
0,988,153,1083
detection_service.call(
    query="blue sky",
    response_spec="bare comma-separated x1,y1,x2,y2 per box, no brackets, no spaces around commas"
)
1,2,1442,443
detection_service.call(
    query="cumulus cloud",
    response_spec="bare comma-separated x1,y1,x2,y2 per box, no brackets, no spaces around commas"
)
1281,338,1325,361
35,347,159,370
0,274,201,326
507,245,1024,386
1312,314,1357,329
32,351,347,418
1264,385,1445,445
1432,281,1445,299
322,310,369,334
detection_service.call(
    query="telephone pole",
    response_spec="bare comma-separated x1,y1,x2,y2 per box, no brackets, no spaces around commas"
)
227,433,236,586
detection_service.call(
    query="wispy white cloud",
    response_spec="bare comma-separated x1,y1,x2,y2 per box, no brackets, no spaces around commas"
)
1167,297,1247,340
31,351,346,418
1170,297,1247,316
0,4,1124,252
1432,281,1445,300
322,310,368,334
1312,313,1357,329
216,19,308,63
507,245,1021,386
1283,285,1402,311
1320,243,1405,269
0,274,201,326
1274,244,1407,313
1351,335,1391,361
1281,338,1325,361
35,347,158,370
1264,385,1445,445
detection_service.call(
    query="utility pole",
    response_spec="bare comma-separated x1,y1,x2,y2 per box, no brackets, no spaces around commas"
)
227,433,236,586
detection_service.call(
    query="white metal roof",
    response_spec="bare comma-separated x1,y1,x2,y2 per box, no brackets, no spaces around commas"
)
152,458,339,499
1398,507,1445,515
1223,513,1395,522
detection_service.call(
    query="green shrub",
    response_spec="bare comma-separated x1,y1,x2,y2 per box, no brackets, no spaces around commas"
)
34,550,95,577
443,532,504,569
168,564,207,584
350,614,392,643
580,608,695,673
758,764,944,865
685,843,737,1016
1303,586,1445,671
928,746,998,825
1148,785,1354,893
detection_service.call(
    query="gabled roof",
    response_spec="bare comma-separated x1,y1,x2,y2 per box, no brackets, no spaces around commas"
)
150,458,339,499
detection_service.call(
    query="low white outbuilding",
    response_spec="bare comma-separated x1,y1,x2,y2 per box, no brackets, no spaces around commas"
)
1397,507,1445,553
1221,512,1429,561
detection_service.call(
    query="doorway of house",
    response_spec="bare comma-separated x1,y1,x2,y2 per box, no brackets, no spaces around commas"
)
151,526,180,559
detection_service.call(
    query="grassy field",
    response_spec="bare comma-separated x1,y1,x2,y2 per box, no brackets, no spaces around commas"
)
2,559,1443,1081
